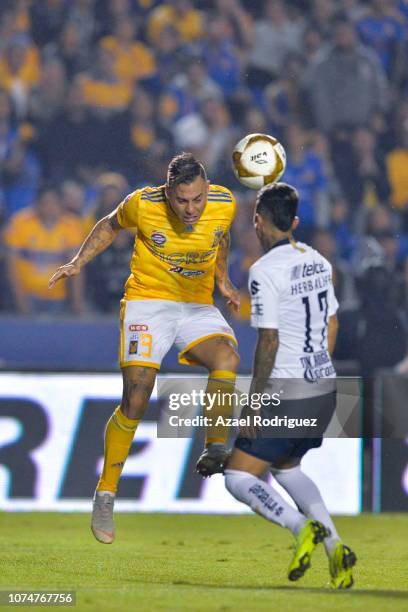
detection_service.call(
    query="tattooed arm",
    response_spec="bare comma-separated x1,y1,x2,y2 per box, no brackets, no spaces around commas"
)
214,231,240,312
239,328,279,438
249,328,279,396
49,211,122,288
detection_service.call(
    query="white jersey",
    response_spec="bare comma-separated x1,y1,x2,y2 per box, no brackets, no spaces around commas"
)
249,239,339,382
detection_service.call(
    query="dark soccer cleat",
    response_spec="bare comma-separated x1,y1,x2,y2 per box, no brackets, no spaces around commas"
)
288,520,330,582
196,444,230,477
329,542,357,589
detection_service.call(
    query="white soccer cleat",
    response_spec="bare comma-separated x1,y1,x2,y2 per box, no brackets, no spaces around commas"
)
91,492,115,544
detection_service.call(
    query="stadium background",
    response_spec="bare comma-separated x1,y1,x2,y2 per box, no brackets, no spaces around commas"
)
0,0,407,514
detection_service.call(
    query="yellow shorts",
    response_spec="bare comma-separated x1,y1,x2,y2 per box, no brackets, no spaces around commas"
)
119,299,237,369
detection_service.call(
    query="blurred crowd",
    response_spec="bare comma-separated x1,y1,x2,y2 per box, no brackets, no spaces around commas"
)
0,0,408,371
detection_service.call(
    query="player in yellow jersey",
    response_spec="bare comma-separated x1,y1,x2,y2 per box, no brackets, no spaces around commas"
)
49,153,240,544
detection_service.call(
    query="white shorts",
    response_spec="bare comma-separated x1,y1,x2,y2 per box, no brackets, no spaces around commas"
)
119,299,237,369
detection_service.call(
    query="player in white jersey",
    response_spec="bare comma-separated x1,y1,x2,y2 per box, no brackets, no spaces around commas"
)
224,183,356,589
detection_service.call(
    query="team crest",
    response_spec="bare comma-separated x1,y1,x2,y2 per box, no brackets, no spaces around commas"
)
151,231,167,247
129,340,138,354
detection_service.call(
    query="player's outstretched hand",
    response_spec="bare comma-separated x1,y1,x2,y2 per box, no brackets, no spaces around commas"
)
218,279,240,313
48,260,81,288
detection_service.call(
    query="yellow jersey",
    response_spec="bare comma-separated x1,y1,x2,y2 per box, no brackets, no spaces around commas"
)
116,184,236,304
0,46,40,92
387,149,408,209
79,74,132,111
100,36,156,83
147,4,203,44
4,207,83,300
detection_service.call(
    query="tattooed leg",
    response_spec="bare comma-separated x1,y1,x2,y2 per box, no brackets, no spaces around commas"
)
120,365,157,419
94,365,157,502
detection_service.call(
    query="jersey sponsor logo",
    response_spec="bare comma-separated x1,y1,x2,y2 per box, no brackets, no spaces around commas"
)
250,280,260,296
151,231,167,247
128,324,148,332
290,264,302,280
157,250,216,265
300,350,336,382
302,261,327,277
168,266,205,278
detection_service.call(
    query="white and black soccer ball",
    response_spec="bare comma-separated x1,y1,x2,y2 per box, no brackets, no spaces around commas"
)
232,133,286,189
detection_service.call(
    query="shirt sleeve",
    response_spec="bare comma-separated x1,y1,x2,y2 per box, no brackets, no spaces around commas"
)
116,189,141,229
229,193,237,227
221,190,236,232
249,266,280,329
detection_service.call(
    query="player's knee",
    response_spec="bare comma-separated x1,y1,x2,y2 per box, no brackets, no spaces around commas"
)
229,348,241,372
121,387,152,419
224,469,250,501
213,347,240,373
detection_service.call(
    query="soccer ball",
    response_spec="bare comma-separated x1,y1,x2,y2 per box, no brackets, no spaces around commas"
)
232,133,286,189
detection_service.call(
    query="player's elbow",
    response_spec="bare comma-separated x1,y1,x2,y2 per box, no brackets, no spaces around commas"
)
329,314,339,334
328,314,339,354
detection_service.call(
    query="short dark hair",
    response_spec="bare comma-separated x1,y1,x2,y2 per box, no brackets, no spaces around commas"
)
167,152,207,189
256,182,299,231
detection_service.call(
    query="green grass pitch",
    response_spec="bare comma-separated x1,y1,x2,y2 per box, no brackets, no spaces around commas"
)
1,513,407,611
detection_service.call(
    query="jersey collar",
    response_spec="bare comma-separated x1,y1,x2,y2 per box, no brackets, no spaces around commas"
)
270,238,290,250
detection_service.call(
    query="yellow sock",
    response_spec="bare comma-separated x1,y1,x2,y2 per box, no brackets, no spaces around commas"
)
204,369,236,447
96,406,140,494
